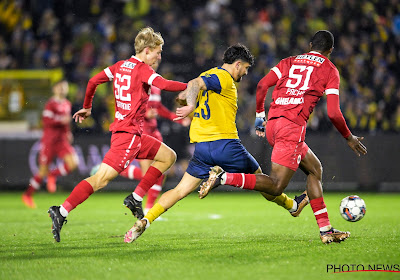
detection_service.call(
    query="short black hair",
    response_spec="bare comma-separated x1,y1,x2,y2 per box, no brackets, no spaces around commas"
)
223,43,254,66
310,30,334,52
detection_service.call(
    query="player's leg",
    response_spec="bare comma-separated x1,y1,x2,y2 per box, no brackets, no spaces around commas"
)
48,132,139,242
299,148,350,244
253,166,307,216
124,135,176,219
22,162,49,208
47,148,78,193
124,172,202,243
141,159,164,212
48,163,118,242
119,162,143,180
22,143,54,208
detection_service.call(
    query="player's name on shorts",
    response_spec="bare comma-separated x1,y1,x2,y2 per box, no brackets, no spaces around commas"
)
275,97,304,105
116,100,131,110
286,88,305,96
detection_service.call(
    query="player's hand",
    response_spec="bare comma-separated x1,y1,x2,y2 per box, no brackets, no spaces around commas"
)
174,105,194,121
176,91,187,106
73,108,92,123
346,134,367,156
255,117,266,137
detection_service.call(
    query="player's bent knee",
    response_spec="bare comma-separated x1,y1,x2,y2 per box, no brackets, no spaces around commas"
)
165,148,177,165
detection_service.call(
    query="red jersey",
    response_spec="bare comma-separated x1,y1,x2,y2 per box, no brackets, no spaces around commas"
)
144,86,178,135
264,51,339,126
83,56,187,135
42,97,71,142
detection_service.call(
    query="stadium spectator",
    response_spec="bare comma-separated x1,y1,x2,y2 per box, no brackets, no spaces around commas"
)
199,31,368,244
124,44,309,243
22,80,78,208
48,27,187,242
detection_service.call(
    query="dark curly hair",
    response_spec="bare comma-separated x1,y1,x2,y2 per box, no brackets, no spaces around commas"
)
310,30,334,53
223,43,254,66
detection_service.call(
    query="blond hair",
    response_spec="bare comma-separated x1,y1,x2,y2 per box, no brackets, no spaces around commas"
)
134,27,164,54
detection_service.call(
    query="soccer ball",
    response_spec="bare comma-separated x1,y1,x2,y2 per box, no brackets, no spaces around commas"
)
339,195,366,222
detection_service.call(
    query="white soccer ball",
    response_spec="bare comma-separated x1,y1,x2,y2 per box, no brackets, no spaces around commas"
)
339,195,366,222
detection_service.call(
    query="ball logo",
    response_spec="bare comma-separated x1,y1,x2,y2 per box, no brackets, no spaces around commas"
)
124,160,130,169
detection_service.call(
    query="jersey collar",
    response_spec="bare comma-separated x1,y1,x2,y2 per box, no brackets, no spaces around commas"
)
130,55,143,62
218,67,235,80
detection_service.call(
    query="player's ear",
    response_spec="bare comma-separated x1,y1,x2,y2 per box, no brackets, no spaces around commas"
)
235,61,241,70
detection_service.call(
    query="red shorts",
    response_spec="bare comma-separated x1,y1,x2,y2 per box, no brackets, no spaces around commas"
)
39,140,76,165
143,129,163,142
266,117,309,171
103,133,162,173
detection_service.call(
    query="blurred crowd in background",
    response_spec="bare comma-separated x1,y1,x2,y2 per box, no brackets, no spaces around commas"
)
1,0,400,136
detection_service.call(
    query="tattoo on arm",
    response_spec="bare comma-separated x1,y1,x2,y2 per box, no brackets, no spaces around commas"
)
186,79,201,107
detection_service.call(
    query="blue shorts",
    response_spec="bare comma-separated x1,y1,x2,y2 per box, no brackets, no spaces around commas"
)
186,139,259,179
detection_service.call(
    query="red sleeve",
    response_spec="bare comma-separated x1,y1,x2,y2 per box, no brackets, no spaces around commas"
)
326,94,351,138
151,76,187,92
256,70,279,113
83,68,112,109
157,103,178,121
139,63,187,92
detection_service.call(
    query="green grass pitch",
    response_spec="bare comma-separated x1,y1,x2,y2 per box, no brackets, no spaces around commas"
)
0,191,399,280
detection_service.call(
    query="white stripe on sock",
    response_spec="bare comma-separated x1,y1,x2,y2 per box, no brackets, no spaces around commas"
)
240,173,245,189
314,208,327,216
132,192,143,201
30,178,40,189
59,205,68,217
150,184,162,191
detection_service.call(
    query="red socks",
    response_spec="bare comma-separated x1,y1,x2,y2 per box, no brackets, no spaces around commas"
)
62,180,94,213
144,175,164,209
134,166,162,198
224,173,256,190
120,165,143,180
25,175,43,195
310,197,331,231
49,162,71,177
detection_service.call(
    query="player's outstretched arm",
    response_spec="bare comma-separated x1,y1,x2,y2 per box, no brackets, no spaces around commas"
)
73,108,92,123
254,70,278,137
174,77,206,121
346,134,367,157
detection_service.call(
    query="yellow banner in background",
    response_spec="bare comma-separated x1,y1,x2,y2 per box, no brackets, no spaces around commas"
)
0,69,63,82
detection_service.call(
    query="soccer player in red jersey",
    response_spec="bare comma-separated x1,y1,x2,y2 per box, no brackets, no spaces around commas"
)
200,31,368,244
48,27,187,242
126,82,190,213
22,80,78,208
90,61,190,213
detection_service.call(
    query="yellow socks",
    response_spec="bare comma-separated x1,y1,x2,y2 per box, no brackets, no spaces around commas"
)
262,192,294,210
144,203,165,224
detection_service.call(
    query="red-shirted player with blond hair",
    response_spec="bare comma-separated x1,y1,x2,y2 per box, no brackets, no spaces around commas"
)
91,75,190,213
22,80,78,208
120,79,190,213
48,27,187,242
200,30,367,244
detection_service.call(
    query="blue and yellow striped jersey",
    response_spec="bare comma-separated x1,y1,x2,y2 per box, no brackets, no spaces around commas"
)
189,67,239,143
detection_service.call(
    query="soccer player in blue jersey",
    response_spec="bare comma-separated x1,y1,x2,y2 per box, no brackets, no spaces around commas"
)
124,44,309,243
